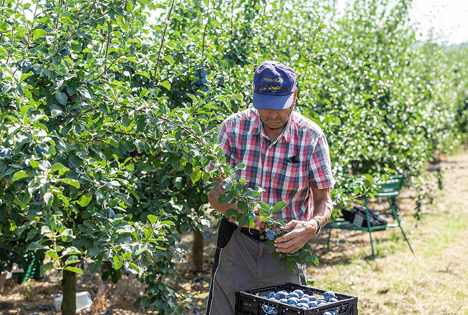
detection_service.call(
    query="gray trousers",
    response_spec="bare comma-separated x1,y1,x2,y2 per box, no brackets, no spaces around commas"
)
205,219,306,315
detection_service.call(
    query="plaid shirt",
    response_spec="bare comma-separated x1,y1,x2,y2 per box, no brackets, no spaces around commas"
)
210,108,335,222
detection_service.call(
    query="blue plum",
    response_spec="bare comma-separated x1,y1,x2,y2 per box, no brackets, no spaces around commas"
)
324,291,336,301
267,291,276,299
297,302,308,309
247,211,256,221
276,291,287,299
200,70,207,77
60,49,70,56
106,209,115,217
266,229,276,240
34,146,47,158
287,297,298,305
287,292,299,299
298,298,309,304
293,289,304,297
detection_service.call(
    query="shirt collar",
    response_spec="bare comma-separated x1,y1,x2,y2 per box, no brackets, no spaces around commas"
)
250,110,293,143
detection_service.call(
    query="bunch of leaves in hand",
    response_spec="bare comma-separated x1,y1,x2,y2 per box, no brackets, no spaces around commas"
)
213,164,319,273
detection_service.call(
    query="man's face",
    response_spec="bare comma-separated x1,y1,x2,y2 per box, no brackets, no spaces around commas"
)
258,105,294,130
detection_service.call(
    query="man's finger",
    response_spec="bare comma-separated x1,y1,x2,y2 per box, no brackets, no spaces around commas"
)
275,229,297,243
280,220,296,230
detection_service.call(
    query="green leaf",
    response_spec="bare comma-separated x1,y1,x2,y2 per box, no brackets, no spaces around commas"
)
50,163,69,175
217,194,232,204
163,55,174,66
20,105,31,118
55,90,68,105
147,214,158,224
267,240,276,253
277,257,287,270
287,261,296,274
60,228,74,238
32,29,46,41
231,93,243,101
159,80,171,90
40,262,55,277
225,208,238,218
311,255,319,265
234,163,246,170
76,192,92,207
247,215,254,227
237,200,249,212
27,242,45,250
58,178,80,188
136,71,151,79
190,169,201,183
62,246,82,256
12,171,29,182
175,305,184,315
88,260,102,275
65,255,80,266
46,250,59,260
272,201,288,214
64,266,83,274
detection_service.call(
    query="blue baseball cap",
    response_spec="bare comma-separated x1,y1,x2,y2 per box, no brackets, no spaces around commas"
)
252,61,297,110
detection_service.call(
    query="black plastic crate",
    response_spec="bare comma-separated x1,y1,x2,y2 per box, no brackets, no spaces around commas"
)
236,282,358,315
341,206,387,228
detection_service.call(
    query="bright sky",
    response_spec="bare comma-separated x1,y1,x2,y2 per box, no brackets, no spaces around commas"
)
407,0,467,44
22,0,468,45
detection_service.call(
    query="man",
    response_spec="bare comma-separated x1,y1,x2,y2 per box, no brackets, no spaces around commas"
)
205,61,335,314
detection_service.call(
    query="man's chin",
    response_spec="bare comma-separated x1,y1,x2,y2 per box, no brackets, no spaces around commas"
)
268,123,285,129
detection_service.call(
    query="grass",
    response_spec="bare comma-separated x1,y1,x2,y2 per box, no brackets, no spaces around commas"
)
307,153,468,314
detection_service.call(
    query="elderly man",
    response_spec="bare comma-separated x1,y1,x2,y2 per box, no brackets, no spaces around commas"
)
205,61,335,314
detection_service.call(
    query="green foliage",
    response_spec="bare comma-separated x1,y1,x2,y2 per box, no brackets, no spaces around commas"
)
0,0,467,312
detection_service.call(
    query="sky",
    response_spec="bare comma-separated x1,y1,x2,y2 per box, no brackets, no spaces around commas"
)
409,0,468,44
22,0,468,45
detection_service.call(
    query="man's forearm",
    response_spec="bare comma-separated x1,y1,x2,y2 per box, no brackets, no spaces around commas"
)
311,198,332,226
310,187,333,234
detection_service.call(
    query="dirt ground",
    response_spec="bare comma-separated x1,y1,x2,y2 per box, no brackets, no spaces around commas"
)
1,150,467,315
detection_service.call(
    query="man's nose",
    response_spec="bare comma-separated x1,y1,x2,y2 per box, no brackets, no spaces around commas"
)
268,110,278,118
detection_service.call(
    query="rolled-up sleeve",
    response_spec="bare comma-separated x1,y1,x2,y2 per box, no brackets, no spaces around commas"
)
206,121,236,172
309,134,335,189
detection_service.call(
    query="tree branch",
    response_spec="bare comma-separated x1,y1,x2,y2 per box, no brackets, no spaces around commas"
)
151,0,177,88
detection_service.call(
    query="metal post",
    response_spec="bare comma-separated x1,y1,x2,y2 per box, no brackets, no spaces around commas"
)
387,196,414,253
365,195,376,259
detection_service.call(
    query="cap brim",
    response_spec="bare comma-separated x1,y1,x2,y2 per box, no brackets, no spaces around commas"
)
253,92,294,110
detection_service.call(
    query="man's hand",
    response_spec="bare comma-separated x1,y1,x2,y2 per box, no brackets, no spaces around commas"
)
274,220,317,253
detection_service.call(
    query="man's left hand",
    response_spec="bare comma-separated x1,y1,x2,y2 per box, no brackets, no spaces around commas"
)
274,220,317,253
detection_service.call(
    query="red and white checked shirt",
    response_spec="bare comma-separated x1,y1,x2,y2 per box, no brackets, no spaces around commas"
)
210,108,335,222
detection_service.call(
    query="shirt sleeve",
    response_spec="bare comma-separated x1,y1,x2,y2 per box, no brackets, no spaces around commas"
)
309,133,336,189
206,120,237,172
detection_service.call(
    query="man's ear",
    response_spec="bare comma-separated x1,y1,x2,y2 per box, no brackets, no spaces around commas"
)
293,89,298,103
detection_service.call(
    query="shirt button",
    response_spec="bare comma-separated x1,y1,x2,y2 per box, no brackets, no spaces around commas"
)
260,235,265,240
264,167,269,171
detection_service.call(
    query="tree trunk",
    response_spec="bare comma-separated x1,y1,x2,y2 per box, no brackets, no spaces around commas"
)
192,227,204,272
62,268,77,315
